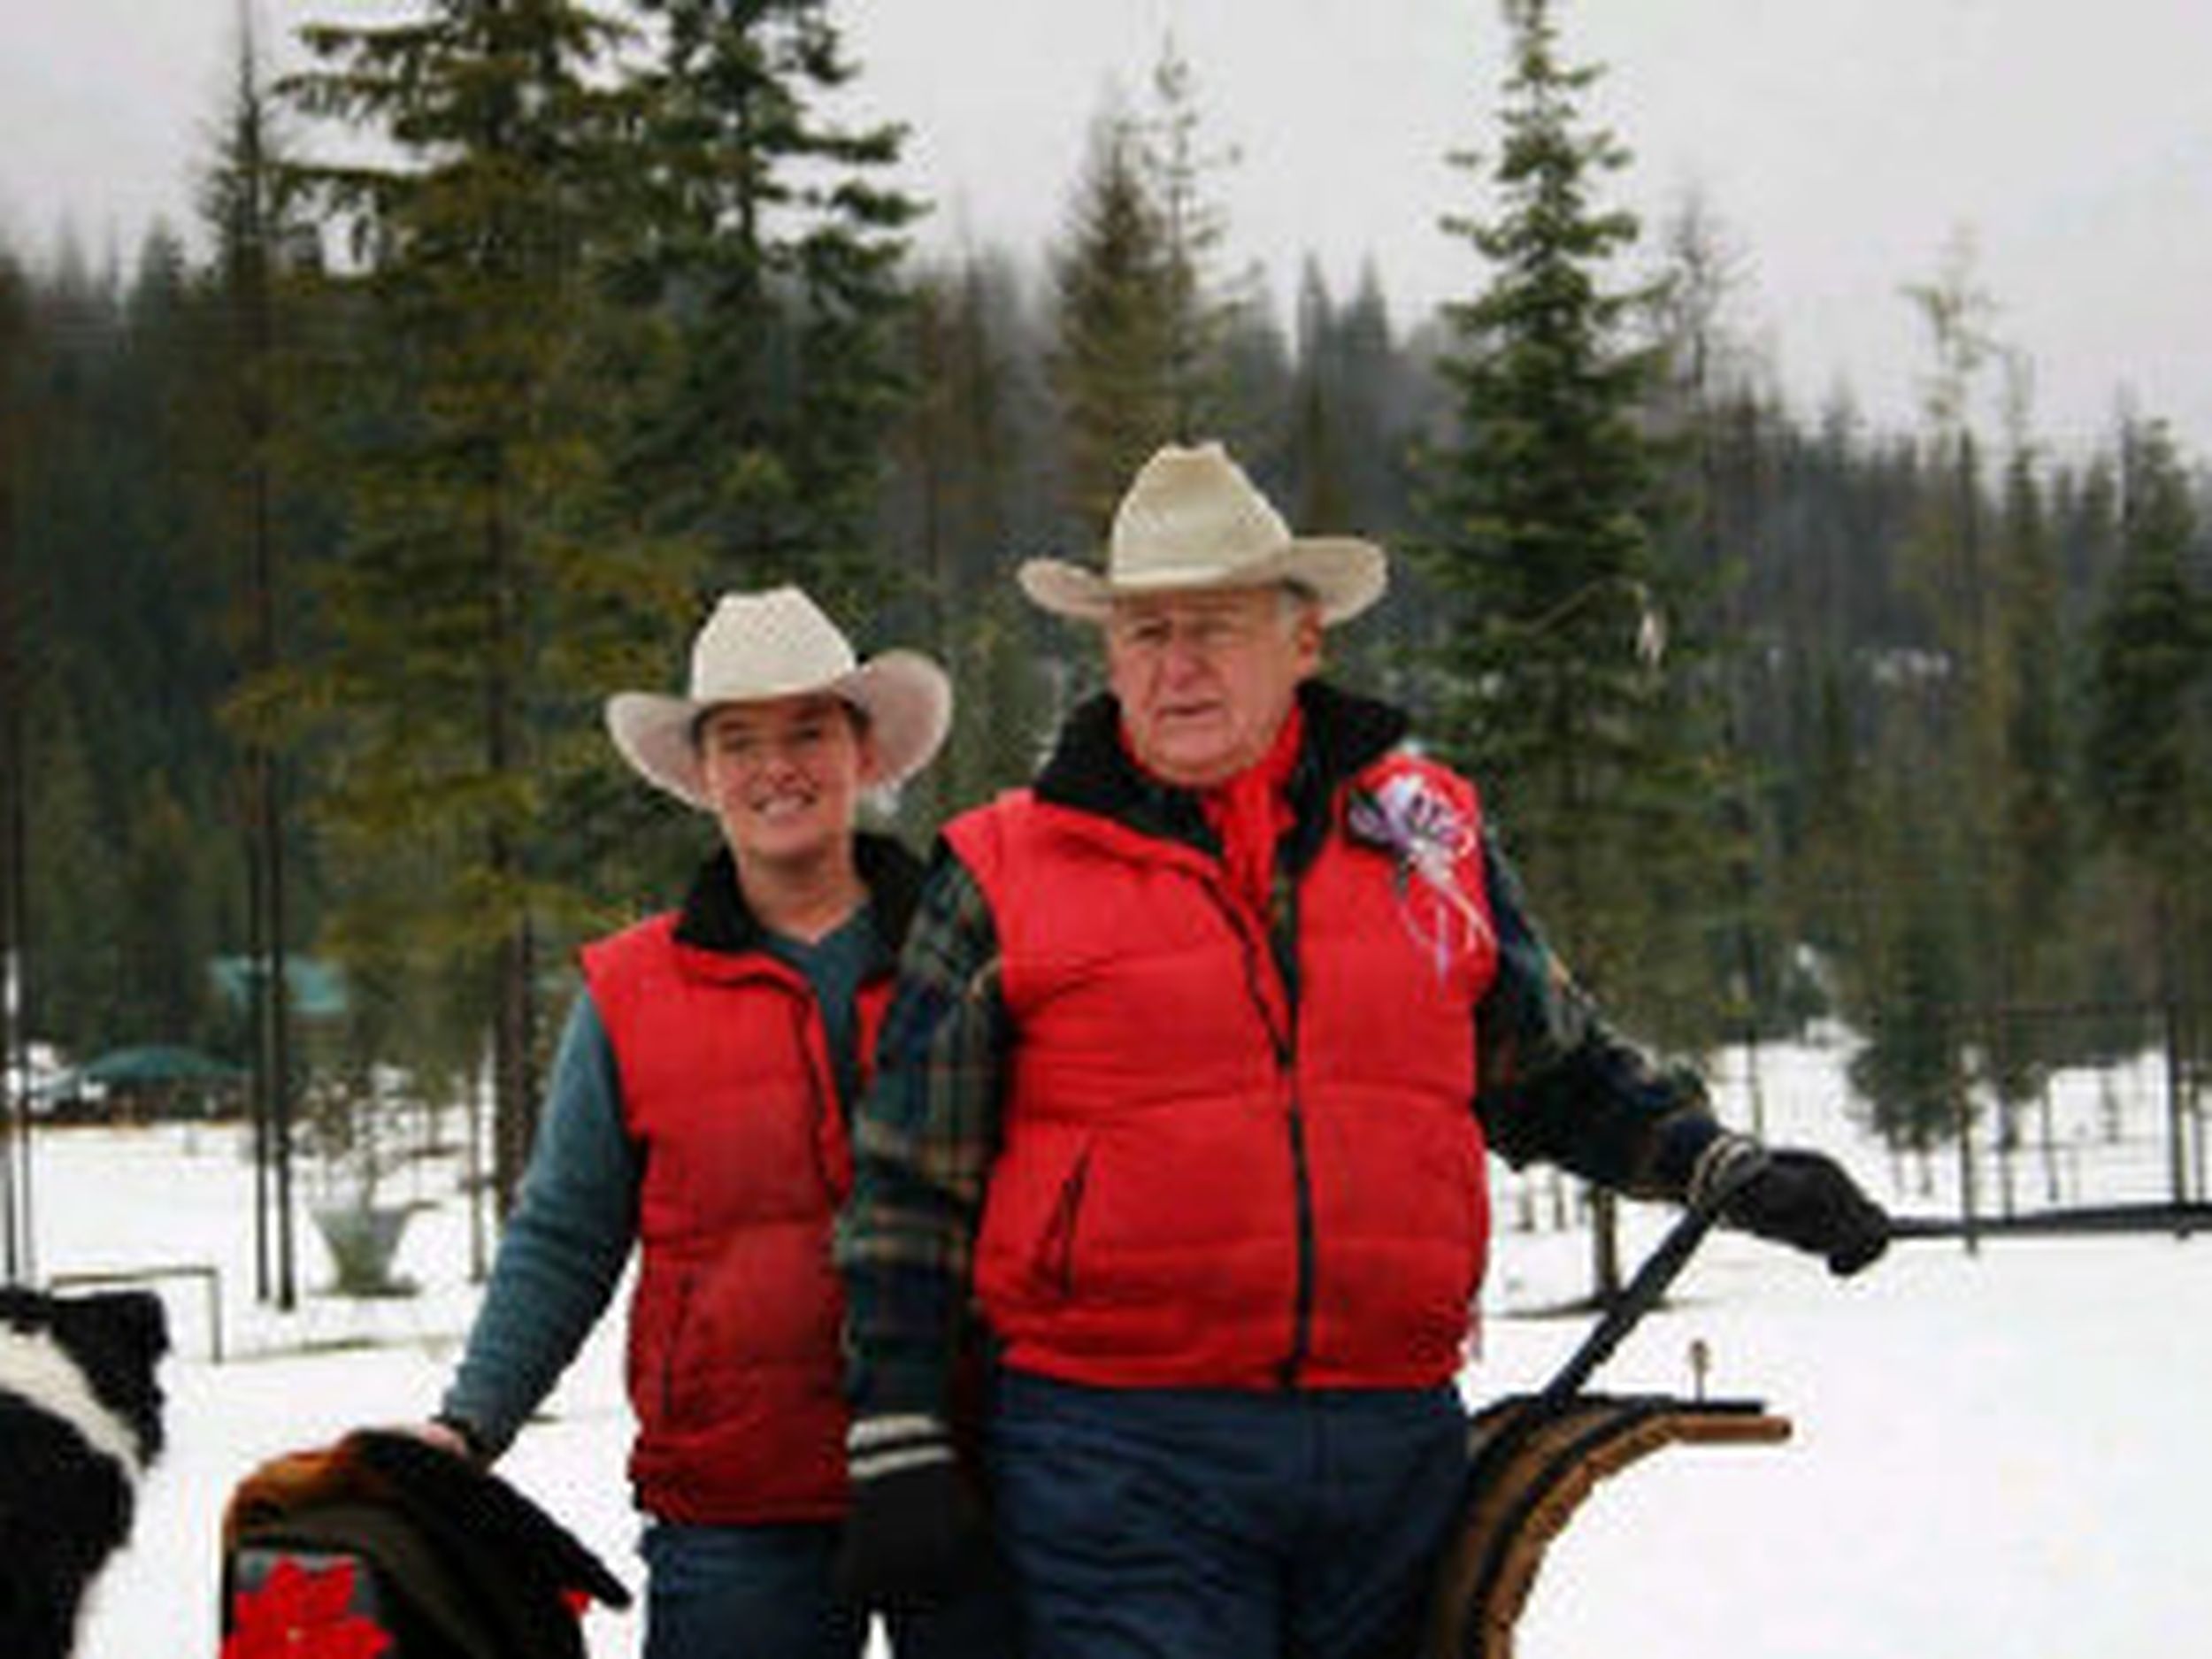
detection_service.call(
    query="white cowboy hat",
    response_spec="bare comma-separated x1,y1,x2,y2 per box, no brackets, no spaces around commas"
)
605,586,951,809
1018,441,1387,625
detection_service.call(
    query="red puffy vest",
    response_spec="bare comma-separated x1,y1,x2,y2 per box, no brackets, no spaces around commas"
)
948,753,1499,1391
582,915,887,1523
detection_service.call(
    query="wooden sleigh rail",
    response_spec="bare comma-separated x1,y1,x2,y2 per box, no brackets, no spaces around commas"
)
1421,1392,1793,1659
1411,1192,1793,1659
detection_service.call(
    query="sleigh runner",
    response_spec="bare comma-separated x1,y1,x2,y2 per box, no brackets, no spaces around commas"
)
1418,1390,1791,1658
1412,1189,1793,1659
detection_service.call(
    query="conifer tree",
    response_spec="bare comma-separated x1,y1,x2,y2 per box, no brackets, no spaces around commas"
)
1052,42,1249,534
1335,264,1415,534
1645,191,1787,1122
1138,37,1241,442
1422,0,1732,1294
894,255,1054,820
1978,356,2071,1176
1290,262,1349,532
200,8,310,1301
1846,865,1970,1195
280,0,666,1211
1050,104,1178,532
1898,234,2001,1004
1289,260,1410,541
621,0,920,616
1421,0,1720,1022
2085,416,2209,1084
18,710,116,1055
1288,259,1420,703
5,237,237,1060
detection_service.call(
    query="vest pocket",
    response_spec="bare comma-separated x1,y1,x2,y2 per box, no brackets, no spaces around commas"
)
658,1268,701,1426
629,1261,698,1433
1037,1144,1092,1298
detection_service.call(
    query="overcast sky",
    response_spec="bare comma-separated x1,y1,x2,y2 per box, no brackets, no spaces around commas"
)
5,1,2208,457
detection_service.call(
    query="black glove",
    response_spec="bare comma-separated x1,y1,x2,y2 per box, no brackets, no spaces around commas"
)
833,1415,990,1612
1704,1141,1891,1277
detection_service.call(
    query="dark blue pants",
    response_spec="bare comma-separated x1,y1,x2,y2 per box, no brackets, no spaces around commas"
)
991,1373,1466,1659
641,1520,1021,1659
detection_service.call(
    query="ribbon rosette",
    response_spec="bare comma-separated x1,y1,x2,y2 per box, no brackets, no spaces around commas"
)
1346,769,1492,975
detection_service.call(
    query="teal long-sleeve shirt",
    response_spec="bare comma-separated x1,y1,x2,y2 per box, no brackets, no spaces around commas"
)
440,991,637,1458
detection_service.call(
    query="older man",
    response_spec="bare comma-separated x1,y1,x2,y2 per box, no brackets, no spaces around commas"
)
835,444,1886,1659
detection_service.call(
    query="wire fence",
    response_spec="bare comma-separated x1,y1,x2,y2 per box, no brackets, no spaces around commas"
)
1491,1001,2211,1247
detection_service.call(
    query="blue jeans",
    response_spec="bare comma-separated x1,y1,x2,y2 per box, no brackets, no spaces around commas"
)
641,1521,1021,1659
991,1373,1466,1659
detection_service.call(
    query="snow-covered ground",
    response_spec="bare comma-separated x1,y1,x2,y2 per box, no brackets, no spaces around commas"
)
31,1032,2212,1657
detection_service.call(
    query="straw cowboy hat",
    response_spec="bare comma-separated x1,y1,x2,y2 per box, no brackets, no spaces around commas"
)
1018,441,1387,625
605,586,951,809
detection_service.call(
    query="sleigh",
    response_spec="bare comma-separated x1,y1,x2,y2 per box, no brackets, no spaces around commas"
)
1414,1202,1792,1659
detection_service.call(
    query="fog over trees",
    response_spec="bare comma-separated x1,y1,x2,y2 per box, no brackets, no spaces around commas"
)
2,0,2205,1217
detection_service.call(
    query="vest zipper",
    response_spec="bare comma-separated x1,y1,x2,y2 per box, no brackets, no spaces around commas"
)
1280,1077,1314,1388
793,994,843,1198
1275,881,1312,1390
1204,868,1313,1388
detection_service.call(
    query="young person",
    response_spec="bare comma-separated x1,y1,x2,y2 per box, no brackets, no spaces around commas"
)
426,587,1015,1659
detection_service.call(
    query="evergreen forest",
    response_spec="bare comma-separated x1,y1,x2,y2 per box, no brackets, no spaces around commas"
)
2,0,2207,1226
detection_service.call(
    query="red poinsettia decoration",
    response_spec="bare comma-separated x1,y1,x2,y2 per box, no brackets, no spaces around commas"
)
223,1556,395,1659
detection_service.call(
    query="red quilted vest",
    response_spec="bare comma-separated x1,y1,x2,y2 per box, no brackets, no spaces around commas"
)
948,753,1499,1391
583,915,888,1523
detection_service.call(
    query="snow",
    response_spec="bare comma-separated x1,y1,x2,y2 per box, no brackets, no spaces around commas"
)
27,1031,2212,1658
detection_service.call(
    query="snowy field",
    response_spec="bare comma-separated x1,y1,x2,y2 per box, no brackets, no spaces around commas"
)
27,1033,2211,1658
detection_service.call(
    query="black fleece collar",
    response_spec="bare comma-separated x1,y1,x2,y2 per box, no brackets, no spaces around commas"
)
1033,680,1410,864
671,832,926,956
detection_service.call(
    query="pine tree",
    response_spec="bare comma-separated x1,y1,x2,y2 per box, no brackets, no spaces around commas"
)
280,0,666,1211
1051,45,1251,534
1211,268,1291,481
621,0,920,617
19,704,121,1057
200,7,311,1301
1645,190,1788,1122
2086,419,2205,861
1288,259,1422,704
893,254,1055,821
4,234,242,1071
1978,354,2072,1180
2084,416,2209,1074
118,776,225,1049
1897,232,2001,1003
1049,104,1178,532
1422,0,1732,1295
1846,859,1970,1195
1137,36,1241,442
1421,0,1719,1019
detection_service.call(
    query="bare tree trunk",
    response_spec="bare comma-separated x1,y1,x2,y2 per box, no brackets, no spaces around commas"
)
0,450,30,1283
485,493,539,1218
492,915,537,1219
